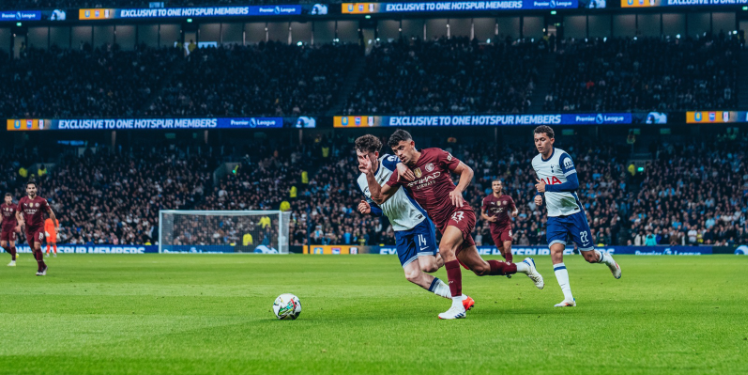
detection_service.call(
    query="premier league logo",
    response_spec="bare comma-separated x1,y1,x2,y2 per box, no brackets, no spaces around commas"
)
694,112,702,122
249,118,257,128
274,6,281,15
550,0,556,8
595,114,604,124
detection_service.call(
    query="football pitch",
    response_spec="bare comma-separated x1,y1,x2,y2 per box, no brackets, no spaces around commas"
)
0,254,745,375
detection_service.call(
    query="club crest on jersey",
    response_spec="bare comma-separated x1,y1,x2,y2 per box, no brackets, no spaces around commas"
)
502,201,507,205
414,168,422,178
425,163,434,172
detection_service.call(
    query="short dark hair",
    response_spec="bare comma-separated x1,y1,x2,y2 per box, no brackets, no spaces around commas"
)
534,125,554,139
354,134,382,154
26,182,36,188
388,129,413,149
492,178,502,184
4,193,11,197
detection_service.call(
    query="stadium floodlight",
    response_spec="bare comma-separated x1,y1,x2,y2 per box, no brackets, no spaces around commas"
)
159,210,290,254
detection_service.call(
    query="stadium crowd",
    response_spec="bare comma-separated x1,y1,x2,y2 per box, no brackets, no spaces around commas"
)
146,42,359,117
0,35,742,118
544,35,740,112
3,133,748,249
345,37,544,115
0,45,180,119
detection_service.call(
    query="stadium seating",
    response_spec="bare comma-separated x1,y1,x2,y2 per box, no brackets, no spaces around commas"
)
344,37,545,115
146,42,360,117
7,133,745,248
0,45,180,118
544,35,739,112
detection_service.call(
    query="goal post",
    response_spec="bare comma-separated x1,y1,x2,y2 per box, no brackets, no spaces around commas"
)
159,210,290,254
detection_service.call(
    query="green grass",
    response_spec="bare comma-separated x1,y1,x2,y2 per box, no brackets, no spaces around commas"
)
0,254,746,375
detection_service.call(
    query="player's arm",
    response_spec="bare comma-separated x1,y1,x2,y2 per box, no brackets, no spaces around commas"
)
15,210,24,229
448,161,473,207
510,197,518,217
381,155,415,182
362,157,398,205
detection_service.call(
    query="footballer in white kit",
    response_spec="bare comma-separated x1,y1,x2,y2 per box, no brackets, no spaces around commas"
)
532,126,621,307
354,135,454,301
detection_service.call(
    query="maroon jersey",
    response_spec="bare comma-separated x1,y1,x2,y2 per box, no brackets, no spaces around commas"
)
1,203,17,231
17,196,50,229
387,148,473,229
482,194,515,227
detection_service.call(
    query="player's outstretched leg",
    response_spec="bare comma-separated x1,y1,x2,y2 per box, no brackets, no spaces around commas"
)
2,241,16,266
403,258,451,299
582,249,621,279
457,246,544,289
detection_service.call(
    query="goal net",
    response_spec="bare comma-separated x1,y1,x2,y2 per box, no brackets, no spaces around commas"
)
159,210,290,254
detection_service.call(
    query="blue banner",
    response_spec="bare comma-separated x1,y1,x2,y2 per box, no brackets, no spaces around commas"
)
160,245,279,253
79,6,301,21
378,245,711,256
8,245,158,254
343,1,583,14
7,117,284,131
0,11,42,21
335,113,641,127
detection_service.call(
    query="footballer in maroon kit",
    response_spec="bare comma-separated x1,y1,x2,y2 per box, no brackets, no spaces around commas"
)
365,129,544,319
0,193,19,266
16,182,56,276
481,179,518,264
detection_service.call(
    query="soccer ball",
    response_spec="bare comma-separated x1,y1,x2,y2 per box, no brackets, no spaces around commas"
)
273,293,302,320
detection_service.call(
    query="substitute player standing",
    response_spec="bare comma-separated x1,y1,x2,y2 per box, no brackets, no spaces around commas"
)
0,193,19,266
365,129,543,320
355,134,464,305
481,179,518,265
45,217,59,257
16,182,55,276
532,126,621,307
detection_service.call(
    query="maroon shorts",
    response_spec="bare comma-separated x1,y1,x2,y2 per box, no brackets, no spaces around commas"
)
490,223,513,246
438,208,476,253
1,228,16,242
25,226,45,248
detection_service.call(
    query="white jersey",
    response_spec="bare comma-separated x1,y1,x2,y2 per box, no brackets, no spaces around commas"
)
357,154,427,232
532,148,582,217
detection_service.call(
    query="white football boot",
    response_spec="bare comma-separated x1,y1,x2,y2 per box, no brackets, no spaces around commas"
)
7,260,16,267
438,296,468,320
554,299,576,307
606,254,622,279
522,258,544,290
